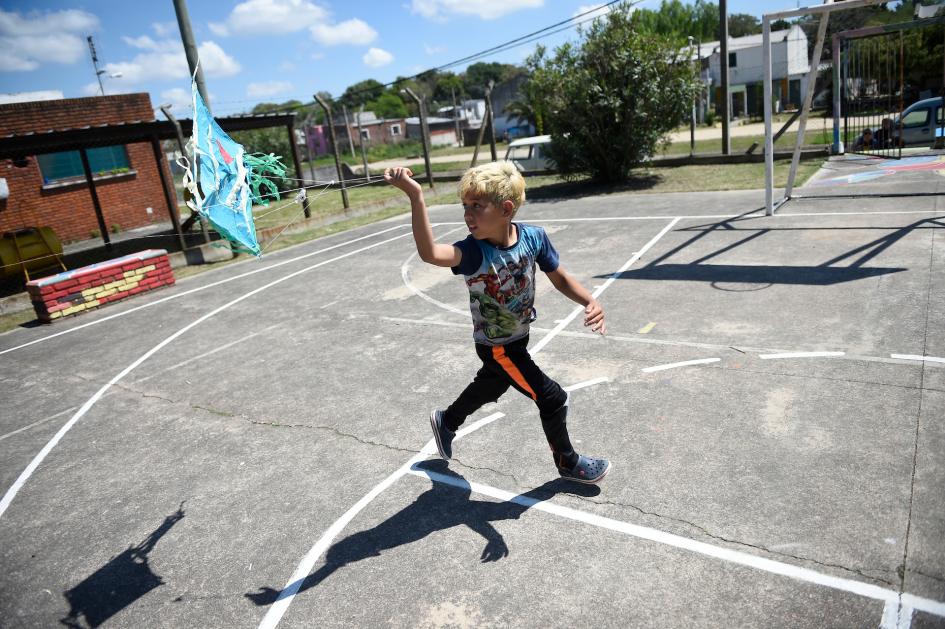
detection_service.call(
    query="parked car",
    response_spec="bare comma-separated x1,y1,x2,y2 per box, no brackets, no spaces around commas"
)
504,135,555,172
893,97,943,147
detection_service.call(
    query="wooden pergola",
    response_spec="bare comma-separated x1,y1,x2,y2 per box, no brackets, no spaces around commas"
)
0,112,309,251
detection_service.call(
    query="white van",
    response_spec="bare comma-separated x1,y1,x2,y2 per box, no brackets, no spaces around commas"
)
504,135,554,172
894,97,943,147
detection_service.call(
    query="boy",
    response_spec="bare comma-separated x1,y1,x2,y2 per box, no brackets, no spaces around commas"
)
384,161,610,484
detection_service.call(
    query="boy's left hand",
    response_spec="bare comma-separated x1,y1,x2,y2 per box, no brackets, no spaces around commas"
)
584,299,605,335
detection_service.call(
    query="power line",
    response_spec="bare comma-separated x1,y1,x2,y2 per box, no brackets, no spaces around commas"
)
213,0,629,114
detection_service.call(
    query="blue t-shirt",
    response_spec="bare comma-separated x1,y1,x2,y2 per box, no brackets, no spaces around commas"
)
451,223,559,345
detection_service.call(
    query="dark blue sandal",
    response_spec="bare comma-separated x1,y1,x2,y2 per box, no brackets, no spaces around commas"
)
559,455,611,484
429,410,455,460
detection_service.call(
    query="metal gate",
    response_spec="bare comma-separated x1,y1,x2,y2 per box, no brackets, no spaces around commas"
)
841,30,904,159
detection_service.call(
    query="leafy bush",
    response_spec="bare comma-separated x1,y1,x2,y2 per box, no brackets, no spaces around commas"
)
527,3,699,182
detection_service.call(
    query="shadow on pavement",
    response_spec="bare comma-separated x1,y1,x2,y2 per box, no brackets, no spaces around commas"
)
245,460,599,606
61,503,186,628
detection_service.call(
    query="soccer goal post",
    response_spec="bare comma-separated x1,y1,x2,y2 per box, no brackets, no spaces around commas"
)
763,0,890,215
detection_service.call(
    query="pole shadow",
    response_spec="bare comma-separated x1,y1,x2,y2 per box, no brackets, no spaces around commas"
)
594,216,943,288
245,460,599,607
61,503,185,628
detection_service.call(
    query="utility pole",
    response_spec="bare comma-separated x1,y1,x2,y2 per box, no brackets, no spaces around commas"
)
173,0,209,109
87,36,105,96
720,0,731,154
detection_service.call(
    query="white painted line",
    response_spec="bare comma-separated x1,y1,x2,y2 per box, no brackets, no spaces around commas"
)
563,377,609,392
257,414,503,629
400,225,471,318
890,354,945,365
132,328,268,384
0,230,415,521
0,407,77,443
642,358,720,373
0,224,410,358
531,218,680,355
759,351,846,360
379,317,924,369
430,209,941,227
407,468,945,622
881,599,913,629
260,378,611,628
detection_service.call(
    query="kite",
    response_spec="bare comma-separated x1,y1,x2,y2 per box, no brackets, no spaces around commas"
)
180,83,286,256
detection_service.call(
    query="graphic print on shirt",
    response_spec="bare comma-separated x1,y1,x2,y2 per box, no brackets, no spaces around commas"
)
452,224,559,345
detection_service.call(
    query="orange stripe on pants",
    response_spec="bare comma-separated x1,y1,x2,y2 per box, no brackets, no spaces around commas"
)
492,345,537,401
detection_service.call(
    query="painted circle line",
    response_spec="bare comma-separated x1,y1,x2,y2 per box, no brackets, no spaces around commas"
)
759,351,846,360
890,354,945,365
642,358,721,373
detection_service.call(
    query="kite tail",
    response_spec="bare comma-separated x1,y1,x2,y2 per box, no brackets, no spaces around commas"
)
244,152,288,207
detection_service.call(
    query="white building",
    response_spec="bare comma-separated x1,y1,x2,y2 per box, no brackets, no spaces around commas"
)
699,25,811,118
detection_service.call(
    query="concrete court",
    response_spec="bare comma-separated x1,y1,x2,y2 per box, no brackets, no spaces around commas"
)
0,160,943,628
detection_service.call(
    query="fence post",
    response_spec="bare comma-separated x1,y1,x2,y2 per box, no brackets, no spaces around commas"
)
402,87,434,190
314,94,349,210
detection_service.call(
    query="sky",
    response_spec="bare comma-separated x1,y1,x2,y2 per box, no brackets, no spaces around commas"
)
1,0,811,117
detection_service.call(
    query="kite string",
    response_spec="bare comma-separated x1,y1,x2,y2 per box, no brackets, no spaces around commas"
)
0,174,426,273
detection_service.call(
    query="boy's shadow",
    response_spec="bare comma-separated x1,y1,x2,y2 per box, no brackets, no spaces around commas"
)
246,460,599,606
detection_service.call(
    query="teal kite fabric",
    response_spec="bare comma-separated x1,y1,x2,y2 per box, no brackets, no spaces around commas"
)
186,85,262,256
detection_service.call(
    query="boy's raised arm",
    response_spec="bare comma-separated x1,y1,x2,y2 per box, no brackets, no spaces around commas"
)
384,166,462,268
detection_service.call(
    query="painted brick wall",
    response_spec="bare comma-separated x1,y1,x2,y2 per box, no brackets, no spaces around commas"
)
0,94,176,243
26,249,175,322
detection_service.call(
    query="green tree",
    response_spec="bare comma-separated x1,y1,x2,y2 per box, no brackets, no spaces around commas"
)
728,13,760,37
339,79,385,109
367,91,409,119
463,62,519,97
534,3,699,182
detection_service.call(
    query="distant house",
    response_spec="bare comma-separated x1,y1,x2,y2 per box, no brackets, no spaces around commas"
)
697,25,811,118
490,74,535,139
405,116,459,147
328,111,408,154
0,93,174,243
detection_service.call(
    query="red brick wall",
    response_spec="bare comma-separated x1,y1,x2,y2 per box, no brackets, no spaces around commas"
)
0,93,176,243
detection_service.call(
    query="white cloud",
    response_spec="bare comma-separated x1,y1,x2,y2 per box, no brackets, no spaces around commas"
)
410,0,543,20
311,52,326,60
158,87,192,114
104,38,241,84
363,47,393,68
209,0,328,36
310,18,376,46
424,43,446,55
247,80,294,98
152,21,177,37
0,90,64,104
0,8,100,71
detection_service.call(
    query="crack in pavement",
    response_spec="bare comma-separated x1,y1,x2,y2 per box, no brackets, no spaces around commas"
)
448,457,521,486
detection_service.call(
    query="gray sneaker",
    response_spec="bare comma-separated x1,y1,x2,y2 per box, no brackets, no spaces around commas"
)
558,455,611,484
429,410,455,460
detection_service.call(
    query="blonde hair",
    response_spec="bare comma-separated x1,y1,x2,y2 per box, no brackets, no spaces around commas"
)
459,161,526,214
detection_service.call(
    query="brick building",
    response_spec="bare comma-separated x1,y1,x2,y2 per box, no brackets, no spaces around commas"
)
0,93,173,243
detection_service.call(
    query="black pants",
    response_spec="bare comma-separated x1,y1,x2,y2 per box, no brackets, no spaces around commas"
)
442,336,575,467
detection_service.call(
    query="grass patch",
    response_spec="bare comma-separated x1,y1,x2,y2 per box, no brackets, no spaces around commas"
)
0,309,38,334
661,126,834,156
